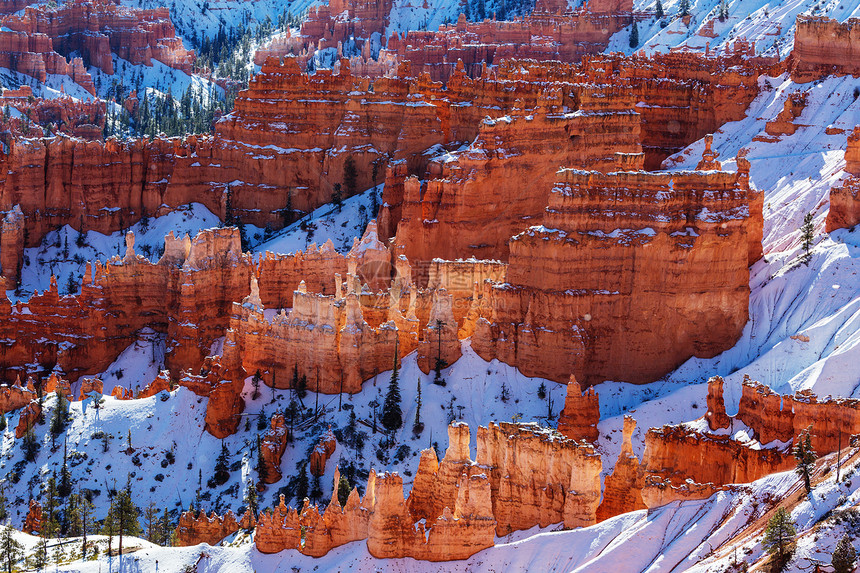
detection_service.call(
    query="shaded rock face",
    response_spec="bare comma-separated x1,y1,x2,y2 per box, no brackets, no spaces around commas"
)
557,375,599,443
23,500,42,534
827,127,860,233
254,422,600,560
792,16,860,83
596,416,645,522
472,162,760,385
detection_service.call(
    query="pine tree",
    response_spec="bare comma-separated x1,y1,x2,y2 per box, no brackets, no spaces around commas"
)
800,212,814,266
58,440,71,497
255,435,269,483
832,533,856,573
43,473,59,539
343,155,358,200
655,0,663,18
629,21,639,48
30,536,47,570
337,473,351,507
295,464,309,504
0,413,6,432
22,428,39,462
332,183,343,212
0,524,23,573
762,507,796,569
160,507,173,546
679,0,690,16
257,409,267,432
49,391,70,444
793,426,816,495
214,441,231,486
244,477,258,517
252,369,262,400
224,185,235,226
381,348,402,433
412,378,424,435
0,484,7,522
144,501,160,543
310,473,322,504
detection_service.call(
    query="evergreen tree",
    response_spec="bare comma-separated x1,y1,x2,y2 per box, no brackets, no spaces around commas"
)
655,0,663,18
381,347,402,433
412,378,423,435
295,464,309,504
310,473,322,504
629,21,639,48
762,507,796,570
332,183,343,212
224,185,235,226
832,533,857,573
144,501,160,543
0,485,6,522
296,372,308,401
0,413,6,432
337,473,351,507
160,507,173,546
214,441,231,486
793,426,816,495
255,435,269,483
43,473,59,539
22,428,39,462
0,524,23,573
30,536,47,571
343,155,358,199
49,391,70,444
800,212,814,266
679,0,690,16
58,440,71,497
244,477,258,517
252,369,262,400
257,409,268,432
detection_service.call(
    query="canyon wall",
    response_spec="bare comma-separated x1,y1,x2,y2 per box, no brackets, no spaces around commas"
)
471,154,760,384
791,16,860,83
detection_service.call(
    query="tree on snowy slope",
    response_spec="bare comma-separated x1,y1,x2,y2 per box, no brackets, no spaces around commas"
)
0,524,23,573
762,507,796,571
794,426,816,495
381,345,403,433
832,533,856,573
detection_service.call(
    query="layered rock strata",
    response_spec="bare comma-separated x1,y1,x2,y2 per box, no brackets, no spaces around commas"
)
827,126,860,232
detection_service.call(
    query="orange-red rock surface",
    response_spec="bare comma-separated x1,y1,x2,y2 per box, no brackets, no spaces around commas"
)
596,416,645,521
23,500,42,534
791,16,860,83
472,152,760,384
255,422,600,558
557,375,599,443
827,126,860,232
175,509,255,546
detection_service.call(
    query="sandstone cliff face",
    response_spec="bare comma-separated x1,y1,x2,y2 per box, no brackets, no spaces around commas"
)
175,510,243,546
827,127,860,233
23,500,42,534
472,158,760,385
791,16,860,83
309,428,336,477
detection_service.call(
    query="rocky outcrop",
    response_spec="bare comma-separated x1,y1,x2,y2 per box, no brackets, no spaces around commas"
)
557,375,599,443
175,510,243,546
15,401,41,438
705,375,731,431
827,127,860,232
764,92,808,137
255,421,600,559
259,414,289,484
23,500,42,534
472,152,761,385
791,16,860,83
309,428,336,477
596,416,645,521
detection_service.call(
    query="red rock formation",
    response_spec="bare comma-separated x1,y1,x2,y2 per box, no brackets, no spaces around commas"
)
23,500,42,534
641,475,736,509
557,375,599,443
596,416,645,521
15,401,40,438
705,375,731,431
259,414,288,484
791,16,860,83
827,127,860,233
256,421,599,559
417,288,461,374
764,92,808,137
175,510,241,546
0,29,95,94
137,371,170,399
309,427,336,477
472,156,760,385
2,0,194,75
